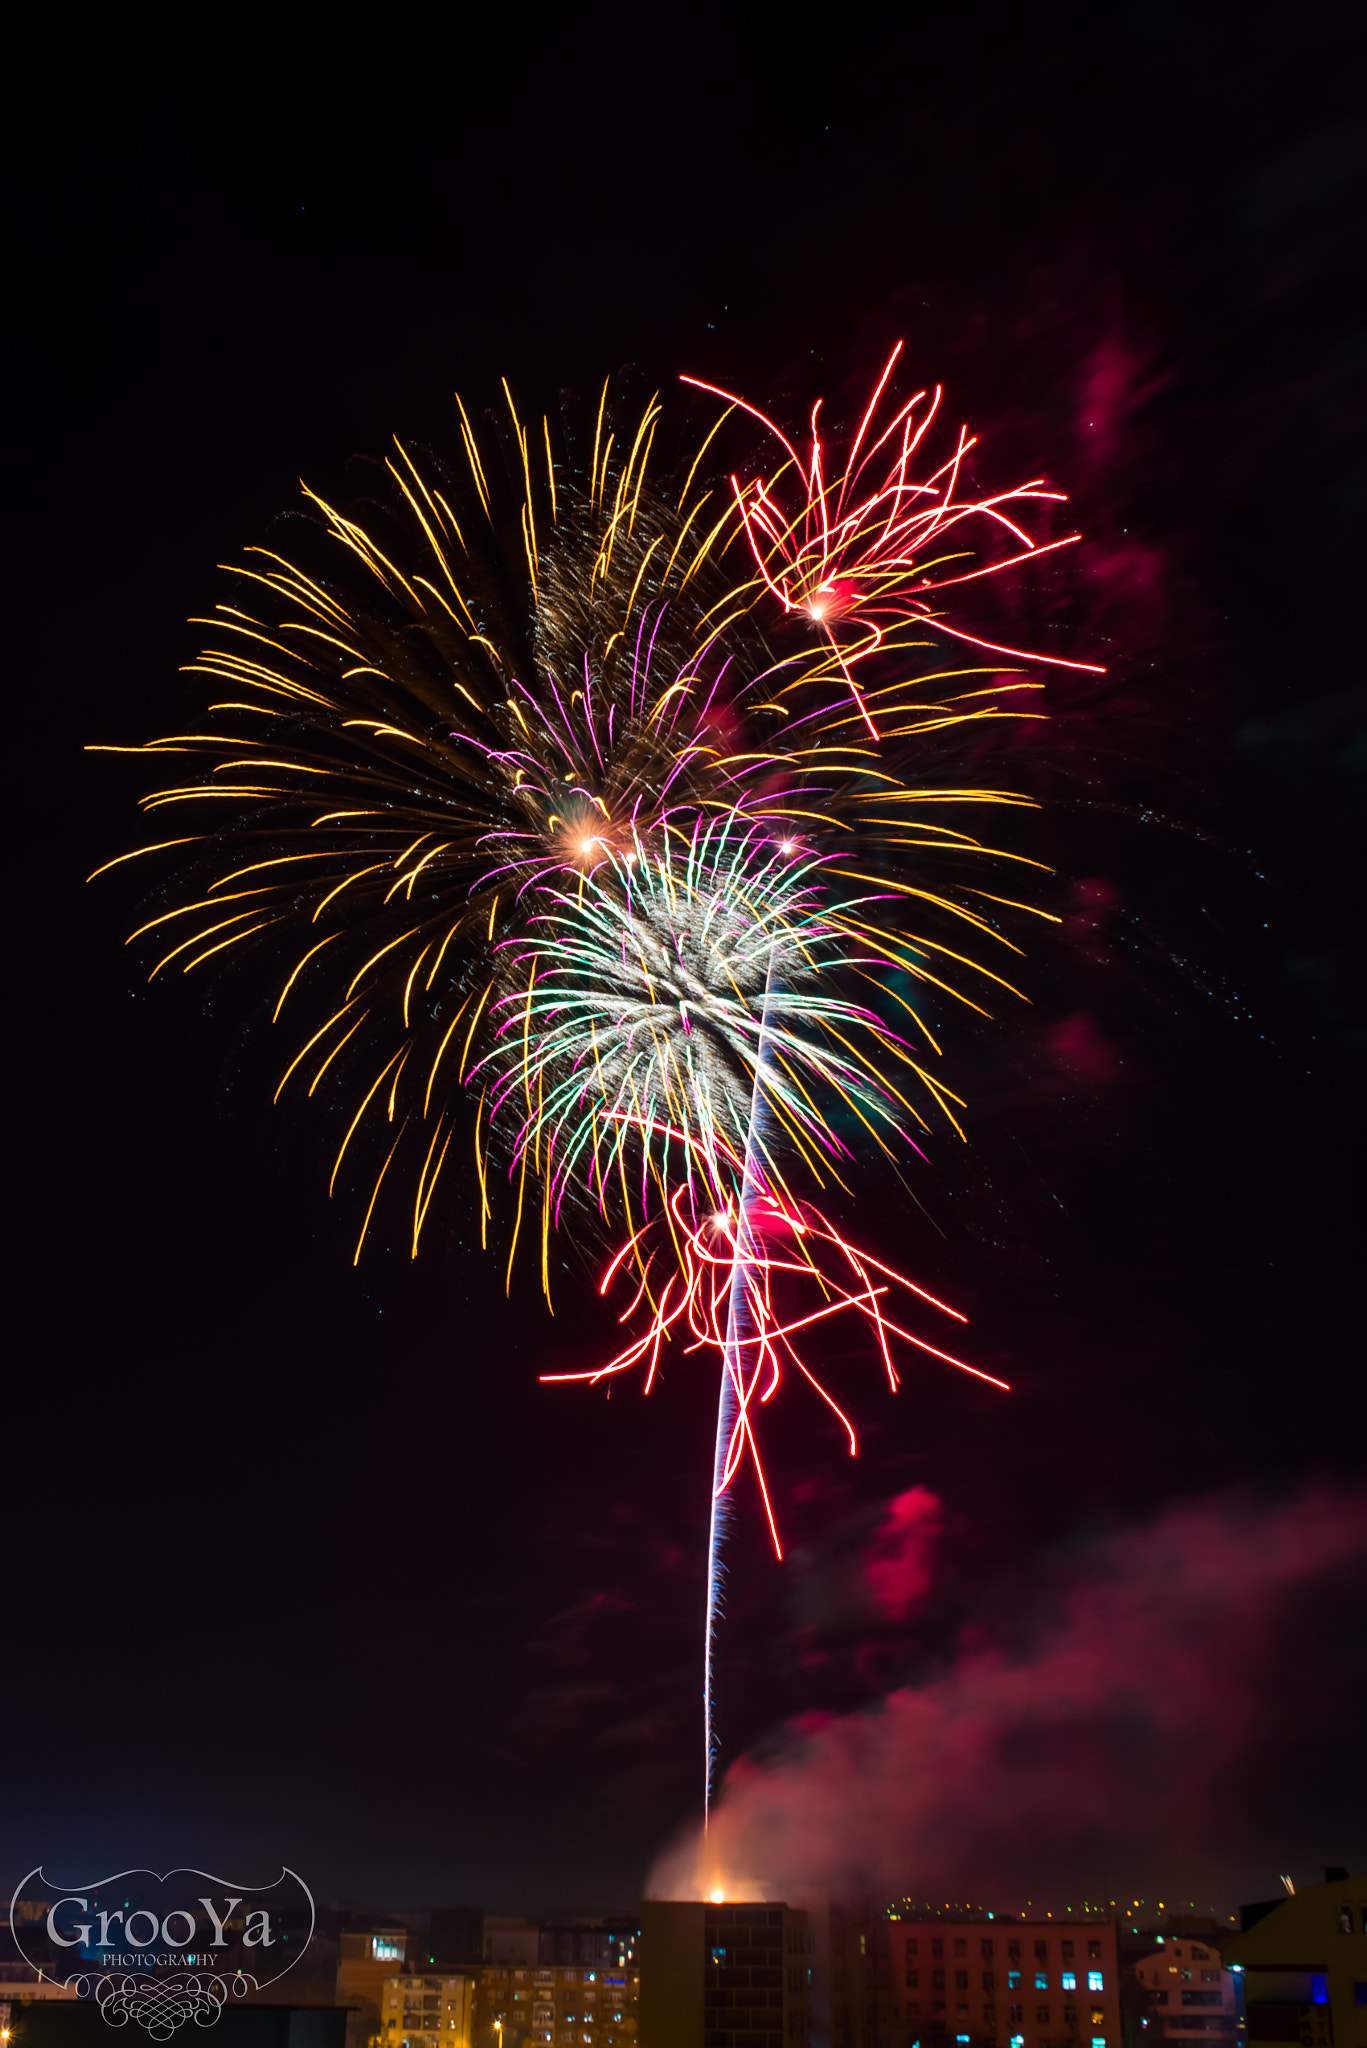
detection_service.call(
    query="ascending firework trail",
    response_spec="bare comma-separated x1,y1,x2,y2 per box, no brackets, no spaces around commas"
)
704,942,776,1821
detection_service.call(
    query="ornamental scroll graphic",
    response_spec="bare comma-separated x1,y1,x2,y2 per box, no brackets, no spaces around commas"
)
8,1868,316,2037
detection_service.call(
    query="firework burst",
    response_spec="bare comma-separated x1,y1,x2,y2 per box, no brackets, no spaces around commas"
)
686,342,1105,737
91,352,1091,1817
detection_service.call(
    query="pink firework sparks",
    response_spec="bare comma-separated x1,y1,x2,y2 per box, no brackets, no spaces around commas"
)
541,1177,1007,1560
683,342,1105,738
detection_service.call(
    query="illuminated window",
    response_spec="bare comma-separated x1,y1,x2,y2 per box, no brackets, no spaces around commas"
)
1008,1973,1022,1991
1088,1973,1104,1992
1092,2010,1105,2027
1011,2035,1025,2046
1311,1976,1328,2007
1063,1973,1077,1990
374,1938,405,1962
1036,1974,1049,1991
1093,2038,1106,2047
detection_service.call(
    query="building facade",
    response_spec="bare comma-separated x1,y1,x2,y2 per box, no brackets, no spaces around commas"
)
379,1974,475,2048
639,1902,810,2048
1130,1935,1239,2048
473,1957,638,2048
823,1914,1121,2048
1223,1870,1367,2048
339,1929,415,2045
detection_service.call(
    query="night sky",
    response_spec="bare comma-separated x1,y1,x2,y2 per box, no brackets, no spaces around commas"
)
8,5,1365,1920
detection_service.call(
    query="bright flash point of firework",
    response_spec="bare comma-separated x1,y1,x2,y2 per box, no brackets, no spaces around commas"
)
683,342,1105,737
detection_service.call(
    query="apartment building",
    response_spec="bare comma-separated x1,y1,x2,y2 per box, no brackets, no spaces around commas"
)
473,1955,639,2048
379,1973,476,2048
1131,1935,1238,2046
827,1913,1121,2048
639,1901,810,2048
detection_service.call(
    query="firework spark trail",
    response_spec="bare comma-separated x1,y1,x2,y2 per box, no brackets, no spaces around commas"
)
683,344,1105,737
91,355,1088,1819
705,939,776,1820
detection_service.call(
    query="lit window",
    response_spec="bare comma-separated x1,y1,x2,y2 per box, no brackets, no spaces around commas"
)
1063,1974,1077,1991
1311,1976,1328,2007
1011,2036,1025,2046
1093,2038,1106,2047
1088,1973,1104,1992
1036,1974,1049,1991
1008,1973,1021,1991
